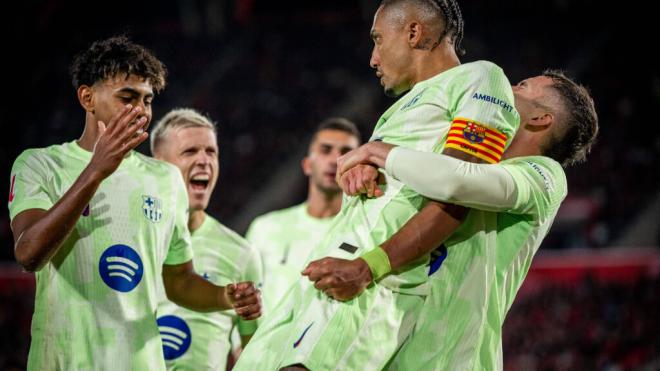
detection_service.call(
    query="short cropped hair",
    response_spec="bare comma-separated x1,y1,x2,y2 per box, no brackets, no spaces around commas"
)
309,117,362,148
150,108,216,154
70,35,167,92
541,69,599,167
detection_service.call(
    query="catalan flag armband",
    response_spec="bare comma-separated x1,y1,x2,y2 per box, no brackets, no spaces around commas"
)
443,118,508,163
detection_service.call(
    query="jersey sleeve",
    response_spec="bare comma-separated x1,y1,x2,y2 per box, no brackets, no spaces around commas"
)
163,170,194,265
386,148,567,216
442,61,519,163
8,150,54,220
236,244,264,336
500,157,567,217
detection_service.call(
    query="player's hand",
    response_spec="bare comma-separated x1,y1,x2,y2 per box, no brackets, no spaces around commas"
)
339,164,384,197
336,141,396,180
88,104,149,179
225,282,262,320
302,257,373,301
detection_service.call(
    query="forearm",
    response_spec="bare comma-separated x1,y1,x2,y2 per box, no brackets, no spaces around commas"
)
380,201,466,271
163,270,229,312
14,166,104,271
385,147,517,211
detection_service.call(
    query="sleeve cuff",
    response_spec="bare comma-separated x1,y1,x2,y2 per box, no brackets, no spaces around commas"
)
384,146,405,179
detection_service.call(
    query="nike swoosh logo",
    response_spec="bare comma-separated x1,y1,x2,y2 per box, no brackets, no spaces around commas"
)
8,175,15,203
293,322,314,348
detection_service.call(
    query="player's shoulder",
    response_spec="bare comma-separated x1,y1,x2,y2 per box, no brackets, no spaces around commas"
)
462,60,505,75
505,156,567,195
13,142,70,168
206,215,257,252
132,151,181,177
454,60,508,85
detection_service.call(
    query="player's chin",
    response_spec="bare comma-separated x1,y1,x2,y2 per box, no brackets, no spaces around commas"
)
188,198,209,212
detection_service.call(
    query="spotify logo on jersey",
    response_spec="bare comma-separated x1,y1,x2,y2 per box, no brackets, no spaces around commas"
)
157,315,192,360
99,244,144,292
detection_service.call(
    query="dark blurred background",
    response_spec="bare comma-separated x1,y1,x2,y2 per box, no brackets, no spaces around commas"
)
1,0,658,370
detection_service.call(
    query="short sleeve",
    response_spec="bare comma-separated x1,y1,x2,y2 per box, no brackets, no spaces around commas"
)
8,150,54,220
443,61,519,163
163,170,194,265
501,157,567,217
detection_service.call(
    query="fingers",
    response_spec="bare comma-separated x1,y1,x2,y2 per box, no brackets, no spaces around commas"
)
301,260,319,276
233,289,260,308
231,282,261,320
232,282,256,299
97,121,107,135
314,275,337,292
305,265,329,282
121,118,149,152
339,173,352,195
105,104,135,136
117,115,148,143
235,303,262,320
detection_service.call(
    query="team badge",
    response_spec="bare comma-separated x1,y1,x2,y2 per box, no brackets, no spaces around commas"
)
142,195,162,223
99,244,144,292
463,122,486,143
157,315,192,360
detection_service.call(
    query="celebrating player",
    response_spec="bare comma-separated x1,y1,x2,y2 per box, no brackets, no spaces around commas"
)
8,36,260,370
151,108,263,370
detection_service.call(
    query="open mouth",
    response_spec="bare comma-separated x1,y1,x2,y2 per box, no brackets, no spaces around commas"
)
190,175,210,191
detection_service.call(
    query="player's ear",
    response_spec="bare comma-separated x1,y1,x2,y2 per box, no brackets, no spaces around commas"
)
77,85,95,114
529,112,554,128
301,157,312,176
408,22,423,48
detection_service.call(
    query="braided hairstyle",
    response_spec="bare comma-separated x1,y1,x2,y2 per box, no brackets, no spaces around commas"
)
381,0,465,56
432,0,465,56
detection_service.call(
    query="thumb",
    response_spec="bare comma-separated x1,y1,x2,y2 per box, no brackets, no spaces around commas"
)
226,283,236,295
97,121,107,139
302,263,314,276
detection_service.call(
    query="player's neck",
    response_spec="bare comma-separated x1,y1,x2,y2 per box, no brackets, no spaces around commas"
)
188,210,206,232
306,186,341,219
77,115,100,152
502,129,543,160
412,42,460,85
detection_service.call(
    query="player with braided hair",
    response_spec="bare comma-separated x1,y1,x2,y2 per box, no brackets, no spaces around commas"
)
234,0,518,369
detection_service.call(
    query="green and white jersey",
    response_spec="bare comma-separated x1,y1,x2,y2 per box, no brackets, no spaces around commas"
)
246,203,334,312
308,61,519,295
389,155,567,370
8,141,193,371
156,214,263,370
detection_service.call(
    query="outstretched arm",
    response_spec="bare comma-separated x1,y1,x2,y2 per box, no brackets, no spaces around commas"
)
162,261,261,320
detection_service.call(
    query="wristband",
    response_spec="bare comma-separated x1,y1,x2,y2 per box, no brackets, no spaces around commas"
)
360,246,391,280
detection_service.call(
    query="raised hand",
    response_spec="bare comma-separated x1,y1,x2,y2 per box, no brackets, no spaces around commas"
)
336,141,396,181
226,282,262,320
89,104,149,179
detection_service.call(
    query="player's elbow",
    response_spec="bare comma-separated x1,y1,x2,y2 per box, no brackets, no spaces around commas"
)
427,180,461,203
14,245,42,272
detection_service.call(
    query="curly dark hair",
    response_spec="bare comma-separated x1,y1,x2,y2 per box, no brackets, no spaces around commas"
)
69,35,167,92
541,69,599,167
